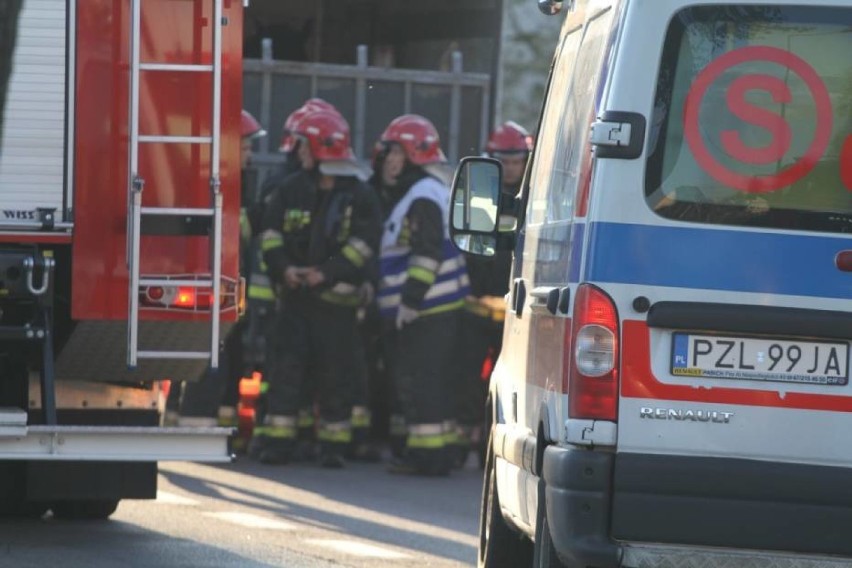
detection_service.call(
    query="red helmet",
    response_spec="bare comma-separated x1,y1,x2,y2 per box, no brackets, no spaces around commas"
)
486,121,533,155
291,109,355,163
241,110,266,140
379,114,446,166
303,98,338,114
279,99,342,152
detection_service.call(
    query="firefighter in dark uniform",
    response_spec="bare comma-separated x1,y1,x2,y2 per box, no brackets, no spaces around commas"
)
250,109,381,468
243,101,336,452
458,121,532,466
174,110,266,439
375,114,470,476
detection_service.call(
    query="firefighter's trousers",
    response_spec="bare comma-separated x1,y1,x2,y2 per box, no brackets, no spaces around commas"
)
262,297,357,457
384,309,460,472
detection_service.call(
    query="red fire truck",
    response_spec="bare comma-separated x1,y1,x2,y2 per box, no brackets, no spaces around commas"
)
0,0,238,518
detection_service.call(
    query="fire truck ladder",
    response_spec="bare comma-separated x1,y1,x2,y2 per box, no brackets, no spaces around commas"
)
126,0,224,369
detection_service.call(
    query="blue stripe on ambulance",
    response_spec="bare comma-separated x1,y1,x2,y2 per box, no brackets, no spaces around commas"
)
582,222,850,299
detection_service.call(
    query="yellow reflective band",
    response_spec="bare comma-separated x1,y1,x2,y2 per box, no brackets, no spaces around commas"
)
319,290,361,307
240,209,252,242
351,414,370,428
253,426,296,439
318,429,352,443
260,382,270,394
297,416,315,428
408,266,437,285
407,434,445,449
443,431,464,445
248,284,275,301
420,299,465,317
218,416,238,428
261,236,284,252
341,244,365,268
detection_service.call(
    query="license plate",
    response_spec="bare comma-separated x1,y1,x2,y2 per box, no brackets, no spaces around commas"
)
671,333,850,386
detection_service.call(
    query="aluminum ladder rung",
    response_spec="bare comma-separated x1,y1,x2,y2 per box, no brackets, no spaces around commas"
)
137,351,212,360
140,207,215,216
139,278,214,288
140,63,213,72
139,135,212,144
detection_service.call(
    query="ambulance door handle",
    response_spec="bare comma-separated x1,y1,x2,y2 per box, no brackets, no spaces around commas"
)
530,286,560,315
512,278,526,317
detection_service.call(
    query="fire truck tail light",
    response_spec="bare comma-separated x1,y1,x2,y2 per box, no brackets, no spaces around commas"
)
147,286,165,301
174,288,196,308
140,278,239,312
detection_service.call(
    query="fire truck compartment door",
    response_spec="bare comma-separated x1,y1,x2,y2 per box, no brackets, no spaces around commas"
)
0,0,70,224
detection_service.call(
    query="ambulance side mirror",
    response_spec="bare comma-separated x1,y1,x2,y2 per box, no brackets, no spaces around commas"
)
449,157,503,257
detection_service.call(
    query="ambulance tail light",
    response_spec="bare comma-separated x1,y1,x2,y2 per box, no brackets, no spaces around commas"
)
567,284,619,421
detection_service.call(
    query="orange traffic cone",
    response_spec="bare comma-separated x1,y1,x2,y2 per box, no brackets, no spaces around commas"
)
237,372,263,449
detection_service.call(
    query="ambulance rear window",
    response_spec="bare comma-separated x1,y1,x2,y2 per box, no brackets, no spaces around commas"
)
646,5,852,234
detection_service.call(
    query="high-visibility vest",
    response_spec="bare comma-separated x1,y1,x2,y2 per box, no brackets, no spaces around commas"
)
378,176,469,319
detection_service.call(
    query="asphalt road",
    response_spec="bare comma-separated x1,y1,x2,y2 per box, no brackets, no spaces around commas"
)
0,455,483,567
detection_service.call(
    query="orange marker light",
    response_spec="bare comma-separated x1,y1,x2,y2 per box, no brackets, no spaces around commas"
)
174,287,196,308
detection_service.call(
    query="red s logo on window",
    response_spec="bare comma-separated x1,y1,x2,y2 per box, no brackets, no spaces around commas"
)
721,74,792,166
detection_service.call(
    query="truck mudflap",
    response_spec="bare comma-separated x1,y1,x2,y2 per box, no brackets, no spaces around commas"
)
0,409,232,462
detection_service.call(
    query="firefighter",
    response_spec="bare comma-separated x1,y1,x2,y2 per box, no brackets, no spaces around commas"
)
250,109,381,468
245,99,347,461
457,121,532,466
375,114,470,476
174,110,266,437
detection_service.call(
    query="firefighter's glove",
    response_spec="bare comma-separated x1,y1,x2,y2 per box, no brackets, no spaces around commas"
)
284,267,303,289
301,267,326,288
395,304,419,330
359,282,375,306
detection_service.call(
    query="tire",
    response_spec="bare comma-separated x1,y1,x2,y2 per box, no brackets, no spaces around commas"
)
51,499,119,520
478,427,533,568
0,498,49,519
533,478,566,568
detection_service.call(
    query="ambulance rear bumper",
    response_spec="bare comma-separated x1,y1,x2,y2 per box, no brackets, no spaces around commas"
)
611,453,852,558
543,447,852,567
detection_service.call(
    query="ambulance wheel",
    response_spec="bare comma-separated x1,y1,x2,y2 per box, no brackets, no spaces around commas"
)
533,479,566,568
51,499,119,520
478,428,532,568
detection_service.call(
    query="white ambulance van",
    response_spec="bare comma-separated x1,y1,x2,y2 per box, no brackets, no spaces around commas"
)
450,0,852,566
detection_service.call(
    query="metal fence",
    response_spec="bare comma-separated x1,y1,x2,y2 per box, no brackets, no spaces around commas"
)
242,41,492,196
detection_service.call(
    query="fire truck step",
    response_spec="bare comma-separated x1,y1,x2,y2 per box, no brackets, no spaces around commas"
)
139,63,213,72
0,425,233,462
0,408,27,438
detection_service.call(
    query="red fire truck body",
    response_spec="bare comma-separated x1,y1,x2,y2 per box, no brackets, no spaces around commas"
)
0,0,239,517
